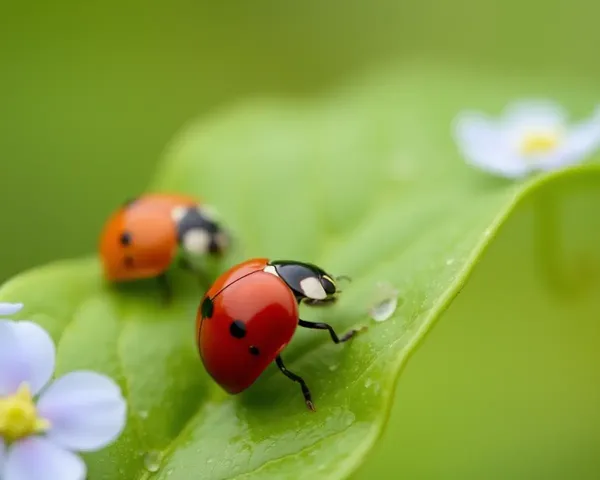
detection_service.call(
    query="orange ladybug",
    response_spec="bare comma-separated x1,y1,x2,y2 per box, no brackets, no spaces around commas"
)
99,193,229,297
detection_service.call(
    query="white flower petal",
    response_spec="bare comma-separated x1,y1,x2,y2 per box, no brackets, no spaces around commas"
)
454,100,600,179
453,111,494,143
453,112,529,178
0,303,24,316
567,111,600,156
0,320,56,396
37,371,127,452
468,153,531,178
534,143,588,172
528,149,571,172
0,320,19,395
3,437,86,480
536,108,600,171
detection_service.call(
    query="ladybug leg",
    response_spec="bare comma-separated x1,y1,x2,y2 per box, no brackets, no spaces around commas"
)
156,273,173,304
298,319,366,343
275,355,315,412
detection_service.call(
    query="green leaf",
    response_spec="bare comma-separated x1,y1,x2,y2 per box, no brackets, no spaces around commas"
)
1,60,599,479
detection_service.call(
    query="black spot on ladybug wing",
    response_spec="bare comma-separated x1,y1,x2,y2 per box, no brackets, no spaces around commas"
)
229,320,246,339
201,297,214,319
119,231,132,246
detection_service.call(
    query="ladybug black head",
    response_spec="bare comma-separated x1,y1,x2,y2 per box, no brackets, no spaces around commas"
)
269,260,342,305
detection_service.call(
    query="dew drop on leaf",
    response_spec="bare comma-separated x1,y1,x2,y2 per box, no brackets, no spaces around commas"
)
368,281,400,322
446,258,455,266
143,451,162,473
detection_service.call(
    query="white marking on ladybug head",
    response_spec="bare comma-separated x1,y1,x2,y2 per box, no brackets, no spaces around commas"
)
183,229,211,255
263,265,278,277
299,277,327,300
171,206,188,223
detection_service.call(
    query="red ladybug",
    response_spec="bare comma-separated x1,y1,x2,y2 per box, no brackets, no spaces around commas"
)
99,193,229,298
196,258,365,411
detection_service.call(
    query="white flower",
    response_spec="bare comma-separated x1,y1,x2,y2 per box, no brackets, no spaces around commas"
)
0,303,127,480
453,100,600,178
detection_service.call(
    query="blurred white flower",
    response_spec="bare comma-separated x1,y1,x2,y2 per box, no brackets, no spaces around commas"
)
453,100,600,178
0,303,127,480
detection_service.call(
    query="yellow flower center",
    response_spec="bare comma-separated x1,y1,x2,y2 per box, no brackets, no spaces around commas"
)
0,383,50,442
520,130,561,156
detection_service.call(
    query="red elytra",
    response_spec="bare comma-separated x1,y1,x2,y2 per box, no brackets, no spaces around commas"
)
196,258,298,394
196,257,366,411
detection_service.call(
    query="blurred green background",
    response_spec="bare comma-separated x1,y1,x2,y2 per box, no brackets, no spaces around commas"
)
2,0,599,282
2,2,600,478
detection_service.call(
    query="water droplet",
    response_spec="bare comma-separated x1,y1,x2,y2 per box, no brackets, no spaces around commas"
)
139,410,149,419
370,297,397,322
368,281,399,322
445,258,455,266
143,451,162,473
365,378,373,388
166,468,173,477
329,364,339,372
